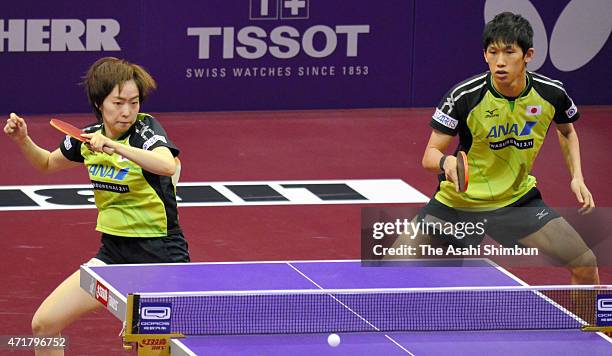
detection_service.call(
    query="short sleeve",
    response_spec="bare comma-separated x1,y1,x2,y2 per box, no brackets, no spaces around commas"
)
430,88,460,136
58,135,84,162
531,73,580,124
131,115,180,157
553,89,580,124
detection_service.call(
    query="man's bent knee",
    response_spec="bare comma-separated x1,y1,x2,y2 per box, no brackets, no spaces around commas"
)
568,248,597,268
567,249,599,284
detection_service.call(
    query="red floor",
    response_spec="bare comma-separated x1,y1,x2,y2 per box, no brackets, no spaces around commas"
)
1,107,610,354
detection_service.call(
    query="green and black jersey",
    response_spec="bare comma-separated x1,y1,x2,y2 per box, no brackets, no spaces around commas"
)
430,71,579,209
60,113,181,237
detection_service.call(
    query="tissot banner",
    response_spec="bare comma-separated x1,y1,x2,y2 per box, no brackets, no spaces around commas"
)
1,0,610,114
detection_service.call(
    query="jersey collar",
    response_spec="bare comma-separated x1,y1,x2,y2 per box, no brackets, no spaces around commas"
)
487,71,533,101
101,122,135,141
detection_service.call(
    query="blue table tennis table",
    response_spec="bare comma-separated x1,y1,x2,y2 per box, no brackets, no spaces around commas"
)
80,259,612,355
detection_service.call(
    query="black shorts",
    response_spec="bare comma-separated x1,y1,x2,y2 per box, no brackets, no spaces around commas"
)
95,232,190,264
418,188,560,247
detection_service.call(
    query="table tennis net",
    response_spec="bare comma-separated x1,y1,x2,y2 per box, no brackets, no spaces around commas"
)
132,286,606,335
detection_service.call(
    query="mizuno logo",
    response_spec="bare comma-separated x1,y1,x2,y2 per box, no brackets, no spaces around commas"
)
484,109,499,118
536,209,549,220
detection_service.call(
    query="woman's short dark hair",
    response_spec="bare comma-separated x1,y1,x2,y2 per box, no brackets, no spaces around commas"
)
482,12,533,55
82,57,157,121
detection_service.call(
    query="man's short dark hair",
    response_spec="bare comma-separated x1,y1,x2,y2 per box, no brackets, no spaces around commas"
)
482,12,533,55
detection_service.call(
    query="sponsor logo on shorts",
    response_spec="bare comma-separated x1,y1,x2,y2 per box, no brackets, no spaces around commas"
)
535,209,549,220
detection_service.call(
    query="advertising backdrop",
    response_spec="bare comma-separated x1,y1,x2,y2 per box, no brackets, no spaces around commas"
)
1,0,610,114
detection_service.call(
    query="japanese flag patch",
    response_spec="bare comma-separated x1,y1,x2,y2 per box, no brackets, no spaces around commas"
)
526,105,542,116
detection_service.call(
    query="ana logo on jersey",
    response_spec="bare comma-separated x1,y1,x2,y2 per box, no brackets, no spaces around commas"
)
486,121,537,139
487,121,538,150
88,164,130,181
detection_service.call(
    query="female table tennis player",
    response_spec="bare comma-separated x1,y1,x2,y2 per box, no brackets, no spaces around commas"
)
4,57,189,355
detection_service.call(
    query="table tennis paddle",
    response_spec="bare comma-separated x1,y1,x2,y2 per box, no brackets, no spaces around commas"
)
50,118,89,142
456,151,469,192
50,118,114,154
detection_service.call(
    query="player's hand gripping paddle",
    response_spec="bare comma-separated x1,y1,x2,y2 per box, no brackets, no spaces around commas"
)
456,151,469,192
50,118,114,154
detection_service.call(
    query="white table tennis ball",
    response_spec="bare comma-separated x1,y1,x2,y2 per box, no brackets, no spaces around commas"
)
327,333,341,347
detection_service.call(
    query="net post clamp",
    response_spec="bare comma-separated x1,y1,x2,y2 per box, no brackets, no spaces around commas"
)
123,293,185,356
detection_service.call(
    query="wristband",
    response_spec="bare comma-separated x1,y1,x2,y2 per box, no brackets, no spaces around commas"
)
439,155,448,171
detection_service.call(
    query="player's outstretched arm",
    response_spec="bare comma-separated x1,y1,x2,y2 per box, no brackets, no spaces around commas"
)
4,113,78,173
556,123,594,214
422,129,460,192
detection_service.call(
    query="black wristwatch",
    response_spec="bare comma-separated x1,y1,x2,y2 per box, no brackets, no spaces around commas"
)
439,155,448,171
